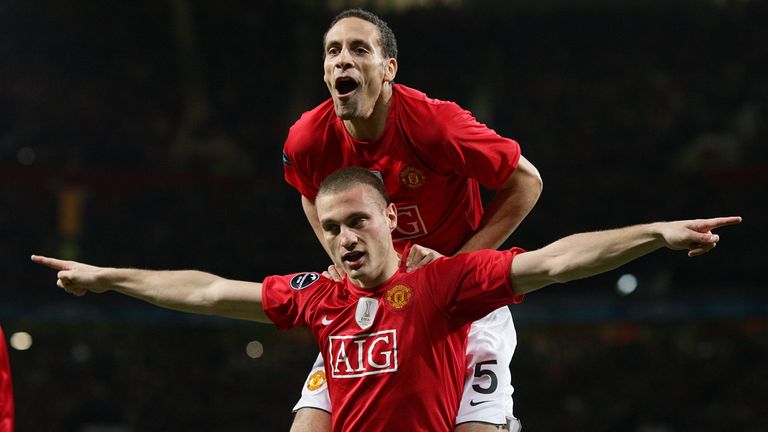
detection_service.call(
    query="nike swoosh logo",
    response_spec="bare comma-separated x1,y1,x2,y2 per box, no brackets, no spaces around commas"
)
469,400,491,407
321,316,334,325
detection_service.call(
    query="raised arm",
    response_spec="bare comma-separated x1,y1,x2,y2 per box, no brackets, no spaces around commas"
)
510,216,742,296
405,156,543,273
31,255,271,323
455,155,543,254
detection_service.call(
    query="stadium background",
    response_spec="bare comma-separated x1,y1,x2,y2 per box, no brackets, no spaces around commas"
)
2,0,766,430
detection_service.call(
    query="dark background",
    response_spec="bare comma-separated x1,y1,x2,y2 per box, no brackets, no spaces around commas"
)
2,0,766,430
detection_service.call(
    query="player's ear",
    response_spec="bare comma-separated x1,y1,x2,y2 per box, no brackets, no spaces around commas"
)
386,203,397,232
384,58,397,83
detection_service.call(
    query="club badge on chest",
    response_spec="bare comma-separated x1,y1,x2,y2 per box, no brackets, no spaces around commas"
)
355,297,379,330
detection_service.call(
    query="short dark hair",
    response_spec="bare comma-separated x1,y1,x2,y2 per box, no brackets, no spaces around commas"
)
317,167,391,206
324,9,398,60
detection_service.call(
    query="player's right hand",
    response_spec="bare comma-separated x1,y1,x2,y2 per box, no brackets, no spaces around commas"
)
658,216,742,257
31,255,108,296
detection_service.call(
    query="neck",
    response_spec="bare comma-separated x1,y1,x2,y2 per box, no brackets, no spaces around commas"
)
344,83,393,141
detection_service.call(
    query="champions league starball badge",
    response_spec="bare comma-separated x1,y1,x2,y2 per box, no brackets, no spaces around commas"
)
355,297,379,330
290,272,320,290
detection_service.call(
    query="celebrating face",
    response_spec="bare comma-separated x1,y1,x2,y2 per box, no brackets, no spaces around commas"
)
323,17,396,121
315,183,400,288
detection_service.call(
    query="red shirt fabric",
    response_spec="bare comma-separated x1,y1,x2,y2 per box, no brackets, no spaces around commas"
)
262,248,524,432
283,84,522,254
0,326,14,432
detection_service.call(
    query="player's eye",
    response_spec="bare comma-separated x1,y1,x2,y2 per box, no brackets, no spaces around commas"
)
354,47,368,55
351,218,366,228
326,47,339,56
323,224,340,235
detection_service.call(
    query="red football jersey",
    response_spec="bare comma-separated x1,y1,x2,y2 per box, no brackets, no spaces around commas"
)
262,248,524,432
283,84,521,254
0,326,14,432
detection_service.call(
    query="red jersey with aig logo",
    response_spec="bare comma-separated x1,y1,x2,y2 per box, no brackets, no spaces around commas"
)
282,84,521,255
261,248,524,432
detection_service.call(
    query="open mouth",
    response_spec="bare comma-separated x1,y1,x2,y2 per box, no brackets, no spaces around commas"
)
335,77,358,97
342,251,366,268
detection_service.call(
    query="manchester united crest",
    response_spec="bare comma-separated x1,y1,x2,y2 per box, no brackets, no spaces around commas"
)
306,369,327,392
386,284,413,310
399,166,426,189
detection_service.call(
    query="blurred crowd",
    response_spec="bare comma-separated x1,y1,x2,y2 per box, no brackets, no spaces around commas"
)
2,0,766,430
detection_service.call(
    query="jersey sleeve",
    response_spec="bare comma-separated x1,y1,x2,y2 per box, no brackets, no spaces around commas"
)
282,119,322,201
424,248,525,323
417,102,521,190
261,272,324,331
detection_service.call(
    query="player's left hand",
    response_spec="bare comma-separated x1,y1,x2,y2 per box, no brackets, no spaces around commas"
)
322,264,345,282
659,216,742,257
405,244,444,272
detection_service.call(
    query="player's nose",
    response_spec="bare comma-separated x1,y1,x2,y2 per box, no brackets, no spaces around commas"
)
335,48,354,70
339,226,358,248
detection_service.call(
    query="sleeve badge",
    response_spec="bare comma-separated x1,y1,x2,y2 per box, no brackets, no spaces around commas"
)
290,272,320,290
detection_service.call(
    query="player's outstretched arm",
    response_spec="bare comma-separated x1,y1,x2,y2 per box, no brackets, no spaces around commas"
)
456,155,543,254
510,216,742,296
30,255,271,323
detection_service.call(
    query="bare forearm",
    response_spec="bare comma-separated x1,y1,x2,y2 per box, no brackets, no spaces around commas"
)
99,268,226,314
458,182,540,253
511,224,664,295
543,224,664,283
457,157,542,254
107,268,268,321
511,216,740,296
32,254,271,322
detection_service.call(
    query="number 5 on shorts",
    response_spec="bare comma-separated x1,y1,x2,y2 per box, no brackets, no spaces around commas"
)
472,360,498,394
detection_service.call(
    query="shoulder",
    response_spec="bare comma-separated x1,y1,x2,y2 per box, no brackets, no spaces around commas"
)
394,84,471,139
392,85,463,148
264,271,325,291
431,248,524,272
262,272,339,330
262,272,339,308
394,84,465,117
284,98,338,157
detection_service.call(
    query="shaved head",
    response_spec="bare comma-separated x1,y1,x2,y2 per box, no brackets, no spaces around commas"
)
317,167,391,207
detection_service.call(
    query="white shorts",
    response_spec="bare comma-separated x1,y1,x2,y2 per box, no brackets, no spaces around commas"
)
293,306,520,429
